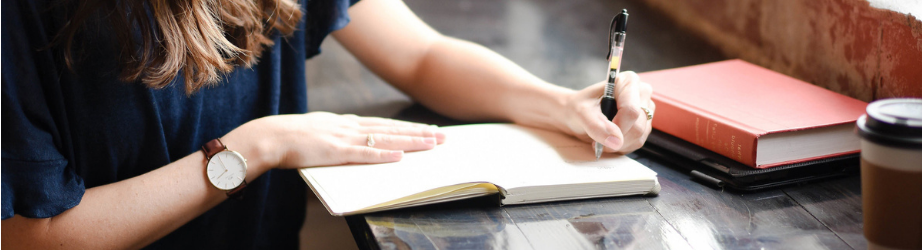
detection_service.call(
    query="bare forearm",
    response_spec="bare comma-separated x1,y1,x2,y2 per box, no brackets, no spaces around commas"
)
334,0,574,132
1,131,274,249
0,112,441,249
406,37,574,131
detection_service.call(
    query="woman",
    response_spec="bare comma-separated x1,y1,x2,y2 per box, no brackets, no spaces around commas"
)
1,0,654,248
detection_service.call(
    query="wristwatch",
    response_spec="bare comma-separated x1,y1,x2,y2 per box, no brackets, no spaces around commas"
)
202,138,248,199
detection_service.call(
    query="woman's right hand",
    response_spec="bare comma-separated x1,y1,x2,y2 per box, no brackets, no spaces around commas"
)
223,112,446,174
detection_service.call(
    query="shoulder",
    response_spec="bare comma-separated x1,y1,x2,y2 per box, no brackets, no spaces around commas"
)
303,0,360,58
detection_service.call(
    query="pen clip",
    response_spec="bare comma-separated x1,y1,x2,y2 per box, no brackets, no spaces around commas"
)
606,9,628,61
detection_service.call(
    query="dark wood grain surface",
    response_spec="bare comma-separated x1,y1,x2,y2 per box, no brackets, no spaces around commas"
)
304,0,865,249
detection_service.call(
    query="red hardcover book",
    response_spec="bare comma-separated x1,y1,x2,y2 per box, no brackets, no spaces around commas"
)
642,59,867,168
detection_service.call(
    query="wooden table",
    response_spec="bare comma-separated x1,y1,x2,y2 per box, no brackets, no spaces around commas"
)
343,148,863,249
305,0,866,249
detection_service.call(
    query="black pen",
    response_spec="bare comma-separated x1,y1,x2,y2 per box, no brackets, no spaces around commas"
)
595,9,629,159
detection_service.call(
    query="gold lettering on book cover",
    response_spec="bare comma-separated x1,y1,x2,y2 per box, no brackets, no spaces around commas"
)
709,123,718,149
709,122,735,158
695,117,700,144
730,135,742,161
730,135,735,155
737,144,743,161
705,120,711,145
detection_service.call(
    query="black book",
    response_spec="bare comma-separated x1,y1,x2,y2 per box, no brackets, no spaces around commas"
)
640,129,859,190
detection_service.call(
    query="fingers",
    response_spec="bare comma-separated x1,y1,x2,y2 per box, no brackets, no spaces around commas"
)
579,100,624,150
348,116,442,152
610,107,648,153
363,133,437,151
582,81,607,98
607,71,654,153
614,71,642,111
567,80,627,150
340,125,440,164
349,116,446,144
621,104,653,153
568,72,653,154
638,78,653,106
276,113,453,168
341,146,405,164
361,126,445,144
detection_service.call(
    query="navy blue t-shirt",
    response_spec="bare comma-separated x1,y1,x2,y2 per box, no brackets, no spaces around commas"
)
2,0,356,248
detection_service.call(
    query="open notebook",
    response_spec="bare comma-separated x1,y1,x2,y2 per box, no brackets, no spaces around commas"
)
299,124,661,216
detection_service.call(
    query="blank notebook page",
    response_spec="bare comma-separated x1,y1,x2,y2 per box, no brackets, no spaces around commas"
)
300,124,657,215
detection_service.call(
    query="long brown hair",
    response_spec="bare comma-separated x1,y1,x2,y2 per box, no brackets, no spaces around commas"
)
58,0,303,94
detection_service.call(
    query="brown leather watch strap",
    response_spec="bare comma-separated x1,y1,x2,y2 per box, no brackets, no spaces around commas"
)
202,138,226,160
227,181,248,199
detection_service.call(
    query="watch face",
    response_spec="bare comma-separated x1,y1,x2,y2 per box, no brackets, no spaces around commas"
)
206,151,248,190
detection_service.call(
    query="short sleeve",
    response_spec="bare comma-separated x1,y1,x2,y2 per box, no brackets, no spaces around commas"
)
303,0,361,58
2,0,86,220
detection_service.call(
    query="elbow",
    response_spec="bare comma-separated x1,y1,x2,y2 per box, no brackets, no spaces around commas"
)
2,215,85,249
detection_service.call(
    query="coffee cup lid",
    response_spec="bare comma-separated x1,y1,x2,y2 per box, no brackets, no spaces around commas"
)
856,98,922,149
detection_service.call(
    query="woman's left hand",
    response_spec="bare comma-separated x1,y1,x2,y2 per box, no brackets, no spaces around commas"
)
559,71,654,154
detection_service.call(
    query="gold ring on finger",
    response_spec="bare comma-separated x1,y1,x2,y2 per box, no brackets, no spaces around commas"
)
367,134,376,147
640,107,653,120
